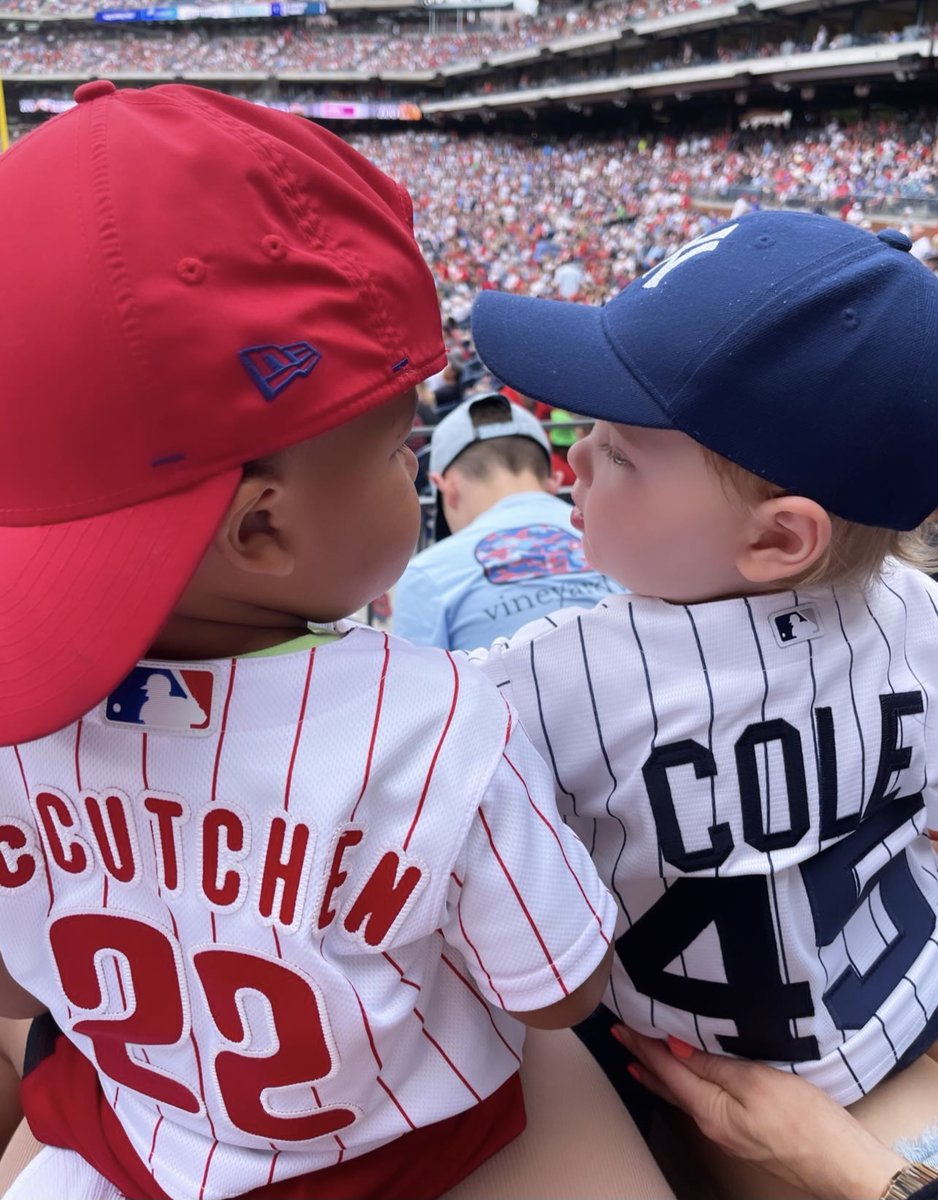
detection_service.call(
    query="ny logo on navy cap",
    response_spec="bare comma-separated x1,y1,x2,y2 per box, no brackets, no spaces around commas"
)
472,211,938,531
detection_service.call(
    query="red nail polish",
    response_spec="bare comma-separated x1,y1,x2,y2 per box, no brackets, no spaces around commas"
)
667,1035,696,1059
627,1063,642,1082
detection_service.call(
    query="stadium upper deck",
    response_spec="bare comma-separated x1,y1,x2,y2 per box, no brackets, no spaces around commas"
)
0,0,932,90
347,122,937,315
3,0,937,183
0,19,928,81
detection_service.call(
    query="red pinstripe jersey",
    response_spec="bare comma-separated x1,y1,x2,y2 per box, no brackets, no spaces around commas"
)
0,625,615,1200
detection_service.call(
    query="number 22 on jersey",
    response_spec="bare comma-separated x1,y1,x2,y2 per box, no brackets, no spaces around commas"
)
49,912,359,1141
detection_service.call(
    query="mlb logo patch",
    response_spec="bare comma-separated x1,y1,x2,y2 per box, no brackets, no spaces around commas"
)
103,664,216,735
769,604,823,649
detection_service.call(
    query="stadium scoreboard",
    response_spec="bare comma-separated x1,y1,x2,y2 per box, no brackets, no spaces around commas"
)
95,2,325,21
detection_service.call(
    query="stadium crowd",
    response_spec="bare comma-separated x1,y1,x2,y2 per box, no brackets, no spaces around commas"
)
1,0,717,26
0,20,922,83
346,121,938,321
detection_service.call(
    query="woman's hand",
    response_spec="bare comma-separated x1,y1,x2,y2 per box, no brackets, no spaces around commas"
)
614,1025,905,1200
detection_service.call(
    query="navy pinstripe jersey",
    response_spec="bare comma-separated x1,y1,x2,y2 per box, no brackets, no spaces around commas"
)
473,563,938,1103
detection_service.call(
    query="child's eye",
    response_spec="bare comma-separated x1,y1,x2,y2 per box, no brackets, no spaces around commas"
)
600,443,632,468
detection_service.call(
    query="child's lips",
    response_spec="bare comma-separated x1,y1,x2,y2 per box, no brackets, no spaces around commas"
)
570,505,584,531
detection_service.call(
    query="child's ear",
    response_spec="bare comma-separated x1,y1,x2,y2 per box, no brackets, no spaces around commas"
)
431,470,460,513
545,469,565,495
737,495,831,585
213,476,295,577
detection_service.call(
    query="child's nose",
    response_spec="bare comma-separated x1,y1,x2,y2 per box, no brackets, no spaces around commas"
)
401,444,419,483
568,436,588,481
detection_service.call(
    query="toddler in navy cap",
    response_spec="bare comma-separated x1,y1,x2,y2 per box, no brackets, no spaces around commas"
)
471,211,938,1184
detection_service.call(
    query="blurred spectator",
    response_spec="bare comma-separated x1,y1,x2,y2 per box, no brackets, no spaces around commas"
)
546,409,581,488
910,223,936,261
347,122,937,325
554,257,586,298
0,0,717,44
394,393,618,650
428,353,466,419
10,89,937,300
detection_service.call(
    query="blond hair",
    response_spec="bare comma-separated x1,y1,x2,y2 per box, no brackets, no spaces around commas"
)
701,448,938,591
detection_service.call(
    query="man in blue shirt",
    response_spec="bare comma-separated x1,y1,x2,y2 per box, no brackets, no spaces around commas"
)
394,393,619,651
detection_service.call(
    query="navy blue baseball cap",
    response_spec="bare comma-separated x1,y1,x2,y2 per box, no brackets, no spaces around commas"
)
471,211,938,530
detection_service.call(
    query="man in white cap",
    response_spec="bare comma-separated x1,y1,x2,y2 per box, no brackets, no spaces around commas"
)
394,393,618,651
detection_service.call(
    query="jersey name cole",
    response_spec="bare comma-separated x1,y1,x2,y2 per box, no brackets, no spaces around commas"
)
642,688,922,874
618,683,931,1068
479,570,938,1103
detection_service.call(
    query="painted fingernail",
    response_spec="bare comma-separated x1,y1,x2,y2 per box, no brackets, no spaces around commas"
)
667,1036,696,1059
611,1025,630,1046
627,1063,642,1083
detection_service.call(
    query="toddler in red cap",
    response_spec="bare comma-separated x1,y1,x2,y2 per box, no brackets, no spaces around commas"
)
0,83,670,1200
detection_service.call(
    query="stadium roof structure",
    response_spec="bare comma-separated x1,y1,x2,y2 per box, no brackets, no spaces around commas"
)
422,37,935,114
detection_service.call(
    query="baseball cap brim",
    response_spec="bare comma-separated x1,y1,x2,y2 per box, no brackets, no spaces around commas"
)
0,470,240,746
471,291,669,427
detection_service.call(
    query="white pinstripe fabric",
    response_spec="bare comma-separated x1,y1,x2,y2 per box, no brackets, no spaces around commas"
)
0,625,615,1200
474,563,938,1104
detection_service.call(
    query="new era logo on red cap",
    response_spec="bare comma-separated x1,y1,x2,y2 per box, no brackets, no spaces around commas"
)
239,341,322,402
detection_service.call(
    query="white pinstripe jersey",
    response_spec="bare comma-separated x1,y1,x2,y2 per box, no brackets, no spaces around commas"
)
0,625,615,1200
474,563,938,1104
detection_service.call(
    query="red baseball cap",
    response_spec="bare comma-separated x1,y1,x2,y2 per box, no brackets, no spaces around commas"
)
0,81,445,745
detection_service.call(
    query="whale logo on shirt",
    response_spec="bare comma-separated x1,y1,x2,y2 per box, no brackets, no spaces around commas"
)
475,524,588,584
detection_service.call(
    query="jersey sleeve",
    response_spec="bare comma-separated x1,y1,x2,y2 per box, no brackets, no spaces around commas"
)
466,607,586,709
392,563,449,648
441,713,616,1013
